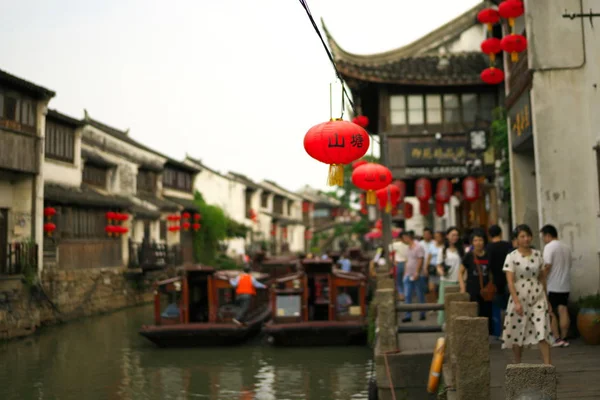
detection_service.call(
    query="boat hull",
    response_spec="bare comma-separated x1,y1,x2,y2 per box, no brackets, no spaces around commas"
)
139,309,271,347
263,320,368,346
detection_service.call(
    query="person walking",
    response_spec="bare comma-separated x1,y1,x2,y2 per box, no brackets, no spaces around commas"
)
400,231,426,322
419,228,434,299
229,266,267,326
390,237,408,300
425,231,445,302
487,224,513,333
436,227,464,327
459,229,493,335
502,224,552,365
540,224,572,347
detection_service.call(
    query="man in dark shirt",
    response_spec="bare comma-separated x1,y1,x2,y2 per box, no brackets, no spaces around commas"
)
486,225,513,310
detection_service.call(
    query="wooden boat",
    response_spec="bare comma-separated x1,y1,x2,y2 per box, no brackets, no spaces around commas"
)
263,258,368,346
139,266,270,347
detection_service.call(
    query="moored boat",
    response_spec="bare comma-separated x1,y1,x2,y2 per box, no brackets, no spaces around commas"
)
263,258,368,346
139,266,270,347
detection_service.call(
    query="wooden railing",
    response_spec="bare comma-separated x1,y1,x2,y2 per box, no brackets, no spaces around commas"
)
0,128,39,174
128,240,182,270
57,239,122,269
2,242,38,275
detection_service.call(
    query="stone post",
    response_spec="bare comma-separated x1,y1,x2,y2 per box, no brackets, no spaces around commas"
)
505,364,557,400
453,317,490,400
442,293,471,361
374,283,398,354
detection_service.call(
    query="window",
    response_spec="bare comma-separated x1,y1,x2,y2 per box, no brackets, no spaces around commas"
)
390,95,406,125
336,286,360,317
426,95,442,124
2,95,17,121
0,92,35,127
20,99,35,126
137,170,156,193
479,93,497,121
462,94,478,124
407,95,424,125
160,220,167,241
162,168,192,192
443,94,461,124
45,121,75,162
276,295,302,317
57,207,108,239
83,165,108,188
313,208,330,218
260,192,269,208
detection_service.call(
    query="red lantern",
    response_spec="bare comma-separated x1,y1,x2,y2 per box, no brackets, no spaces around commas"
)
351,115,369,128
182,222,191,231
463,176,479,202
105,225,115,237
404,202,414,219
481,38,502,63
501,34,527,62
119,213,128,222
481,67,504,84
498,0,524,28
435,201,445,217
360,207,367,215
392,180,406,203
477,8,500,31
271,225,277,237
375,219,382,230
106,211,116,223
415,178,432,202
376,185,401,213
167,215,179,222
44,222,56,237
117,226,129,234
168,225,180,232
193,223,201,231
282,227,288,240
194,213,201,221
419,200,430,216
304,229,312,240
435,179,453,203
44,207,56,220
304,119,370,186
352,159,368,169
182,212,191,219
351,163,392,205
302,201,310,213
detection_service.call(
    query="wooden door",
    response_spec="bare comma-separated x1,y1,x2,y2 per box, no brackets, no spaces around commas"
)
143,220,151,242
181,228,194,264
0,209,7,273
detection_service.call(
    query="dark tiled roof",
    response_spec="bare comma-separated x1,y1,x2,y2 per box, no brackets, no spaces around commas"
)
0,69,55,99
45,184,133,209
47,109,83,127
265,211,302,226
263,180,302,199
130,204,161,219
322,2,491,86
228,171,261,190
336,53,489,86
164,195,200,211
137,193,181,212
81,148,117,168
164,159,201,174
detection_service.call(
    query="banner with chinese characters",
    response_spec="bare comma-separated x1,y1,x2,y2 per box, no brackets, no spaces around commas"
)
509,91,533,151
404,140,479,167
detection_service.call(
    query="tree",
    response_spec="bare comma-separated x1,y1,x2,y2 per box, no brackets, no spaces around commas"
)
490,107,512,219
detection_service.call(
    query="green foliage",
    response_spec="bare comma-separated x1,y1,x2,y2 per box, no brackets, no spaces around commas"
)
367,301,377,347
579,293,600,309
213,254,241,270
491,107,510,195
19,238,38,287
192,191,248,266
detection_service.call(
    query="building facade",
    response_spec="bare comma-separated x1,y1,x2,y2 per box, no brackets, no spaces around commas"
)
503,0,600,296
324,2,504,234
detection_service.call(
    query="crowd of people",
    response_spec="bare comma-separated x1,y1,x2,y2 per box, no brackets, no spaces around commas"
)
388,223,572,365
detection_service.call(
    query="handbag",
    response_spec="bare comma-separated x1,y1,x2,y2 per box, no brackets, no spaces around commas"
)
474,255,496,302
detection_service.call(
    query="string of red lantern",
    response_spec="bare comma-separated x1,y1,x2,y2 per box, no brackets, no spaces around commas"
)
478,6,505,84
44,222,56,237
304,119,370,187
392,180,406,204
351,163,392,205
435,178,453,204
419,200,431,216
376,184,401,214
404,202,414,219
352,115,369,128
499,0,527,62
463,176,480,202
435,202,445,217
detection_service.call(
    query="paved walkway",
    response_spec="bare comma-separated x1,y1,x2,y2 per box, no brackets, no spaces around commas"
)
396,305,600,399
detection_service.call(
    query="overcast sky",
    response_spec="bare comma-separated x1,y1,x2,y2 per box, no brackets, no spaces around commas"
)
1,0,480,192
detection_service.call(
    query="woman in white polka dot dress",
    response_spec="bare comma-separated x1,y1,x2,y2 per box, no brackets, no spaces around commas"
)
502,224,552,365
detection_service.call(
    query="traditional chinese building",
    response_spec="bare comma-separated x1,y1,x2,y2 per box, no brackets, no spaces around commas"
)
500,1,600,296
324,2,504,233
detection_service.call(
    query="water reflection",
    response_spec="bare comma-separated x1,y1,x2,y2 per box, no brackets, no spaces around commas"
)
0,305,372,400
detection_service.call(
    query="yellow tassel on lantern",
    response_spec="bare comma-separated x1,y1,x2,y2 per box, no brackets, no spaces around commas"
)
489,53,496,64
486,23,493,32
385,203,392,214
366,190,376,205
508,17,515,28
47,231,52,238
327,164,344,187
511,52,519,62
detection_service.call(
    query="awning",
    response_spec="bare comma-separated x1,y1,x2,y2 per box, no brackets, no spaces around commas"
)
164,195,200,211
131,204,161,219
81,148,117,168
44,183,133,209
137,193,181,212
265,212,303,226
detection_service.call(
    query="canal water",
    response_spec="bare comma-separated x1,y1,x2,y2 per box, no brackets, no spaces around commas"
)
0,305,373,400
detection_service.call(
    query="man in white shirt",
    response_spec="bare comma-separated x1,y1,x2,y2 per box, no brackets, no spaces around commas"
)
390,238,408,298
541,224,572,347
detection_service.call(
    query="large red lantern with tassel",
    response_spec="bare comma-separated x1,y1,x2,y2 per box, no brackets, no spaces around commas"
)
44,207,56,220
435,201,445,217
481,67,505,84
419,200,430,216
404,202,414,219
304,119,370,186
498,0,524,28
501,34,527,62
352,115,369,128
351,163,392,205
477,8,500,31
415,178,432,202
481,38,502,63
376,185,401,213
352,159,368,169
463,176,480,202
44,222,56,237
435,179,453,204
392,180,406,203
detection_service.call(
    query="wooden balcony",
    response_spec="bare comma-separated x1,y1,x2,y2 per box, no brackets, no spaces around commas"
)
57,239,122,269
0,127,40,174
128,240,182,271
1,241,38,276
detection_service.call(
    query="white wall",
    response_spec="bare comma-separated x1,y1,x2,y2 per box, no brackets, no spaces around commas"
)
445,24,486,53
